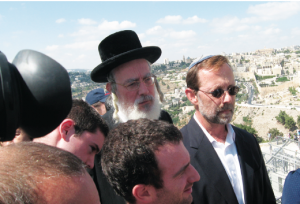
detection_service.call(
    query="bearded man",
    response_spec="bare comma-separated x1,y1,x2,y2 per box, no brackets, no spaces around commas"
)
89,30,172,204
181,55,275,204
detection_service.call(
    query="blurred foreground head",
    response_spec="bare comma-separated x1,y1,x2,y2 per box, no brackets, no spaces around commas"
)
0,142,100,204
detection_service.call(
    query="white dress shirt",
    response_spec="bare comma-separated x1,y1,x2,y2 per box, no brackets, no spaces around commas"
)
193,114,245,204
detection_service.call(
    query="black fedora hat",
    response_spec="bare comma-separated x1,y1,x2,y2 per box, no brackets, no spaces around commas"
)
91,30,161,83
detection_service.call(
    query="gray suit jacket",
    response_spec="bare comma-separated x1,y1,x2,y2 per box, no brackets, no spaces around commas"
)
181,117,276,204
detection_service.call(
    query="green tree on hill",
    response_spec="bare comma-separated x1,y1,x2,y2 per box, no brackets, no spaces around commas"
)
285,116,296,130
276,111,296,130
268,128,283,140
276,110,287,124
297,115,300,128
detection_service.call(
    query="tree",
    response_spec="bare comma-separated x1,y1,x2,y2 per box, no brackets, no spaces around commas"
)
276,110,287,125
280,60,284,68
233,123,257,136
297,115,300,128
289,87,297,95
269,128,283,140
285,116,296,130
276,111,296,130
167,85,170,89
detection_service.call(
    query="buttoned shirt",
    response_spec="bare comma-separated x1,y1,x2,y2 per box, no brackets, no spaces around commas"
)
193,114,245,204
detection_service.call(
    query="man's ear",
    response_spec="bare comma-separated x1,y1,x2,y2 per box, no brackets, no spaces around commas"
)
132,184,156,203
59,119,75,141
185,88,198,106
106,82,112,93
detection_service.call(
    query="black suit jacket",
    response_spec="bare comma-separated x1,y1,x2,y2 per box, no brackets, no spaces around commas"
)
180,117,276,204
90,110,173,204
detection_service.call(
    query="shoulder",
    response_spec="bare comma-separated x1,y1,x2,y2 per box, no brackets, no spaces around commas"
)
286,169,300,183
282,169,300,202
232,124,257,142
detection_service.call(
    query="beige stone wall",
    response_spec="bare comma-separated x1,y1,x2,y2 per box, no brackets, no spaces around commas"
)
234,72,256,80
260,80,300,97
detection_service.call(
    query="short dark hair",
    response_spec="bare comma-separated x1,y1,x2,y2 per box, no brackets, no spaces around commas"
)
67,99,109,137
0,142,86,204
186,55,230,91
101,119,183,203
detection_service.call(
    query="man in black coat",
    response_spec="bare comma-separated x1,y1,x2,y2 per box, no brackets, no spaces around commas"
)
89,30,173,204
181,55,276,204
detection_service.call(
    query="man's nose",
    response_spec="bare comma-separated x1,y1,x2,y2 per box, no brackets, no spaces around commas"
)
188,165,200,183
86,157,95,169
138,80,150,95
222,90,234,104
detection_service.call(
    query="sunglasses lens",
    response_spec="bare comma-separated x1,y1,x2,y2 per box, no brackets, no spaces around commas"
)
229,86,239,95
212,89,224,98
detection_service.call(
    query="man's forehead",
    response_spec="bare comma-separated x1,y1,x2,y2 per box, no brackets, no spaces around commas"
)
112,59,151,79
155,142,189,171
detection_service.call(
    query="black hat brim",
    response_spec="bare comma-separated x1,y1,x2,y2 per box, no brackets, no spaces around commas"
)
91,46,161,83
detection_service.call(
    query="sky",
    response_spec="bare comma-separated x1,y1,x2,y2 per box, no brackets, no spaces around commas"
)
1,1,300,70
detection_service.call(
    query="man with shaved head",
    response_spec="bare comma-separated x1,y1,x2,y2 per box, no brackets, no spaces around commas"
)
0,142,100,204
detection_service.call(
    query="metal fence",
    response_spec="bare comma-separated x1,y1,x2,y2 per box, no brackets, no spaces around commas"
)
262,136,300,203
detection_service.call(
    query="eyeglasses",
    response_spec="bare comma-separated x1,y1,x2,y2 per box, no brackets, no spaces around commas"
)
197,86,240,98
114,75,155,91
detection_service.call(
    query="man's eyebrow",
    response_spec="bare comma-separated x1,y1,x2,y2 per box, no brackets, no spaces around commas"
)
123,73,152,84
173,162,190,178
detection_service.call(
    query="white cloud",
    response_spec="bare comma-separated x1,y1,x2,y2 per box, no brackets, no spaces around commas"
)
64,41,99,50
78,54,86,60
291,27,300,36
168,30,196,39
157,15,207,25
58,34,64,38
56,18,66,24
71,29,91,37
138,33,146,39
211,16,250,34
78,18,97,25
248,2,300,21
261,27,281,35
46,45,59,51
157,15,182,24
146,26,163,35
183,16,207,24
98,20,136,30
197,45,211,49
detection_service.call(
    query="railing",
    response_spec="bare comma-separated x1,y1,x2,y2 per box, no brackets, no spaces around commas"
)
261,136,300,204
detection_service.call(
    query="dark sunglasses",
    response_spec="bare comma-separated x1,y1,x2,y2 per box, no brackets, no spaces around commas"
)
198,86,240,98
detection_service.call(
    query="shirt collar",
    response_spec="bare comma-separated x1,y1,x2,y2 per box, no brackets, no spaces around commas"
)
193,114,235,145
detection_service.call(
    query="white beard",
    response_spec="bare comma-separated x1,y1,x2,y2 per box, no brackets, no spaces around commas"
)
115,89,161,123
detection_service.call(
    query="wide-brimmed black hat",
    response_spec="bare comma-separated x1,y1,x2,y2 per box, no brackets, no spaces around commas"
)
91,30,161,83
0,50,72,141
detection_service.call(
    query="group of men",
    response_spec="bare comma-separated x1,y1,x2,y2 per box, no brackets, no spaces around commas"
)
0,29,276,204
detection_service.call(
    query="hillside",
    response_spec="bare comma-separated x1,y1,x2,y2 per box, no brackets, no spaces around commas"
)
232,105,300,140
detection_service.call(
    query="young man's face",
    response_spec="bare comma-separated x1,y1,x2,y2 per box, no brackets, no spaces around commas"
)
154,141,200,204
60,128,105,169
